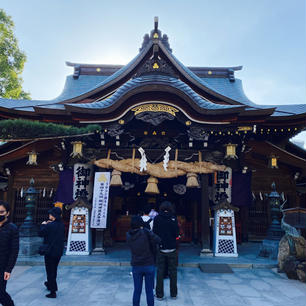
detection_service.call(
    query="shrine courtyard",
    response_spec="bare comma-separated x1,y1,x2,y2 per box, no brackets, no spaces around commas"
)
9,243,306,306
9,264,306,306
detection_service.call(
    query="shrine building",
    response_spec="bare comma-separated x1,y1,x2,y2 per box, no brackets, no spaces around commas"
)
0,18,305,254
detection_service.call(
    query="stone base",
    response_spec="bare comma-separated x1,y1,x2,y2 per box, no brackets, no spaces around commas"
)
92,247,106,254
259,239,280,259
19,236,43,257
200,248,213,257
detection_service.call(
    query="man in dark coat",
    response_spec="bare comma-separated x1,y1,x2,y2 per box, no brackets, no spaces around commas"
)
0,200,19,306
153,201,179,300
126,216,161,306
39,206,65,299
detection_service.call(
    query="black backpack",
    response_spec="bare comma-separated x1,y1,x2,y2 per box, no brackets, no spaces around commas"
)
143,218,152,230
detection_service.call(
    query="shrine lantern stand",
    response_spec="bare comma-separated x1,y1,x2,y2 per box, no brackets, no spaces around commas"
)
213,196,239,257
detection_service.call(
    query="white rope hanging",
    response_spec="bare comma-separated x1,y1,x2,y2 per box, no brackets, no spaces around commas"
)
138,147,147,172
163,146,171,171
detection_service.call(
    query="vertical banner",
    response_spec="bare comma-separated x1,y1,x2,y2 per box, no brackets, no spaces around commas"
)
213,167,232,203
73,163,94,200
91,172,110,228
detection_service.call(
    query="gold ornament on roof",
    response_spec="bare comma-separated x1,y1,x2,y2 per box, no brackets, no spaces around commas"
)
132,104,179,116
152,62,159,69
238,126,252,132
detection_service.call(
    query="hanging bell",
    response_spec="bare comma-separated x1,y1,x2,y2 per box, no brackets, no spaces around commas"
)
186,173,199,188
110,169,123,186
145,176,160,194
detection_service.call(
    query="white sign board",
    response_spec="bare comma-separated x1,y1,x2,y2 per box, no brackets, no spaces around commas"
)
90,172,110,229
73,163,94,200
66,206,91,255
213,209,238,257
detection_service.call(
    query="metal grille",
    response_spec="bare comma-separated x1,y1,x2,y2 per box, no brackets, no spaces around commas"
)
69,240,86,252
217,239,234,254
12,188,54,226
248,200,269,239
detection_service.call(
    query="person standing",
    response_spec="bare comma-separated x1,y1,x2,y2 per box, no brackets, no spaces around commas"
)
0,201,19,306
141,206,153,230
127,216,161,306
39,207,65,299
153,201,179,300
149,206,158,220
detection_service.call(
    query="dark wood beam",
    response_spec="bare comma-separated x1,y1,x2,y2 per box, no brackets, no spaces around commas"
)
200,174,212,256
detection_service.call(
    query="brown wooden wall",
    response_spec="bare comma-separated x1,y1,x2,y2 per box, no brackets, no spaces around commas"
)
7,149,61,224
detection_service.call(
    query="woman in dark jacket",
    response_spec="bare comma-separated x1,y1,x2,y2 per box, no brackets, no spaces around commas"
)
39,207,65,299
0,201,19,306
126,216,161,306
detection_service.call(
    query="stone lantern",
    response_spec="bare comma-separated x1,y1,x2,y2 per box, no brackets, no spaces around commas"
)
265,182,284,240
259,182,285,259
19,178,39,236
19,178,43,256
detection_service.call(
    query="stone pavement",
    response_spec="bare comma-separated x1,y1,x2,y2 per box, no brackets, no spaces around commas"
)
8,265,306,306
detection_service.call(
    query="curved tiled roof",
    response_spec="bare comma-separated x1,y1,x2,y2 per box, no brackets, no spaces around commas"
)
66,75,243,111
0,75,108,110
200,78,257,107
0,36,305,118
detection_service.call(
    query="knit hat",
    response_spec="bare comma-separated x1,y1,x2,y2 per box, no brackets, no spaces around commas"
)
48,207,62,219
130,215,143,229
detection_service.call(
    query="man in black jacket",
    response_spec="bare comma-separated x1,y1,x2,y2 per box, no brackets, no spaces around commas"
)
153,201,179,300
39,207,65,299
126,216,161,306
0,201,19,306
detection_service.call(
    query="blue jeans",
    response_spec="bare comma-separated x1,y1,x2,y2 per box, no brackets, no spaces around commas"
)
132,265,155,306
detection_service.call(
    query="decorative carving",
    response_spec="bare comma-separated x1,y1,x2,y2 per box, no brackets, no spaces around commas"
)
139,34,150,52
161,34,172,52
139,17,172,52
135,112,175,126
132,104,179,116
187,125,209,140
135,58,177,78
107,124,124,137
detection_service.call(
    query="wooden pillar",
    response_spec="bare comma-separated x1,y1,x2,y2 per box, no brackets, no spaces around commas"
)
7,174,15,219
92,229,106,254
200,174,212,255
192,200,198,243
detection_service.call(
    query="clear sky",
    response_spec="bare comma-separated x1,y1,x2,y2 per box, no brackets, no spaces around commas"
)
1,0,306,145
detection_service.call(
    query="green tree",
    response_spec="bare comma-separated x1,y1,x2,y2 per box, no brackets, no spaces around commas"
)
0,9,30,99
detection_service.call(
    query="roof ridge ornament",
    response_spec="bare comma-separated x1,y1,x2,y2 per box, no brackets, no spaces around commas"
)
154,16,158,32
139,17,172,52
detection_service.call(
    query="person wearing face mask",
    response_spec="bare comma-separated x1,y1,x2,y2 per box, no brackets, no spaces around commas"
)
0,200,19,306
39,207,65,299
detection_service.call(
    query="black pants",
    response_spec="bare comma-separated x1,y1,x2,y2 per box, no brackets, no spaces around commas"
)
44,255,61,292
0,270,14,306
156,250,177,298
